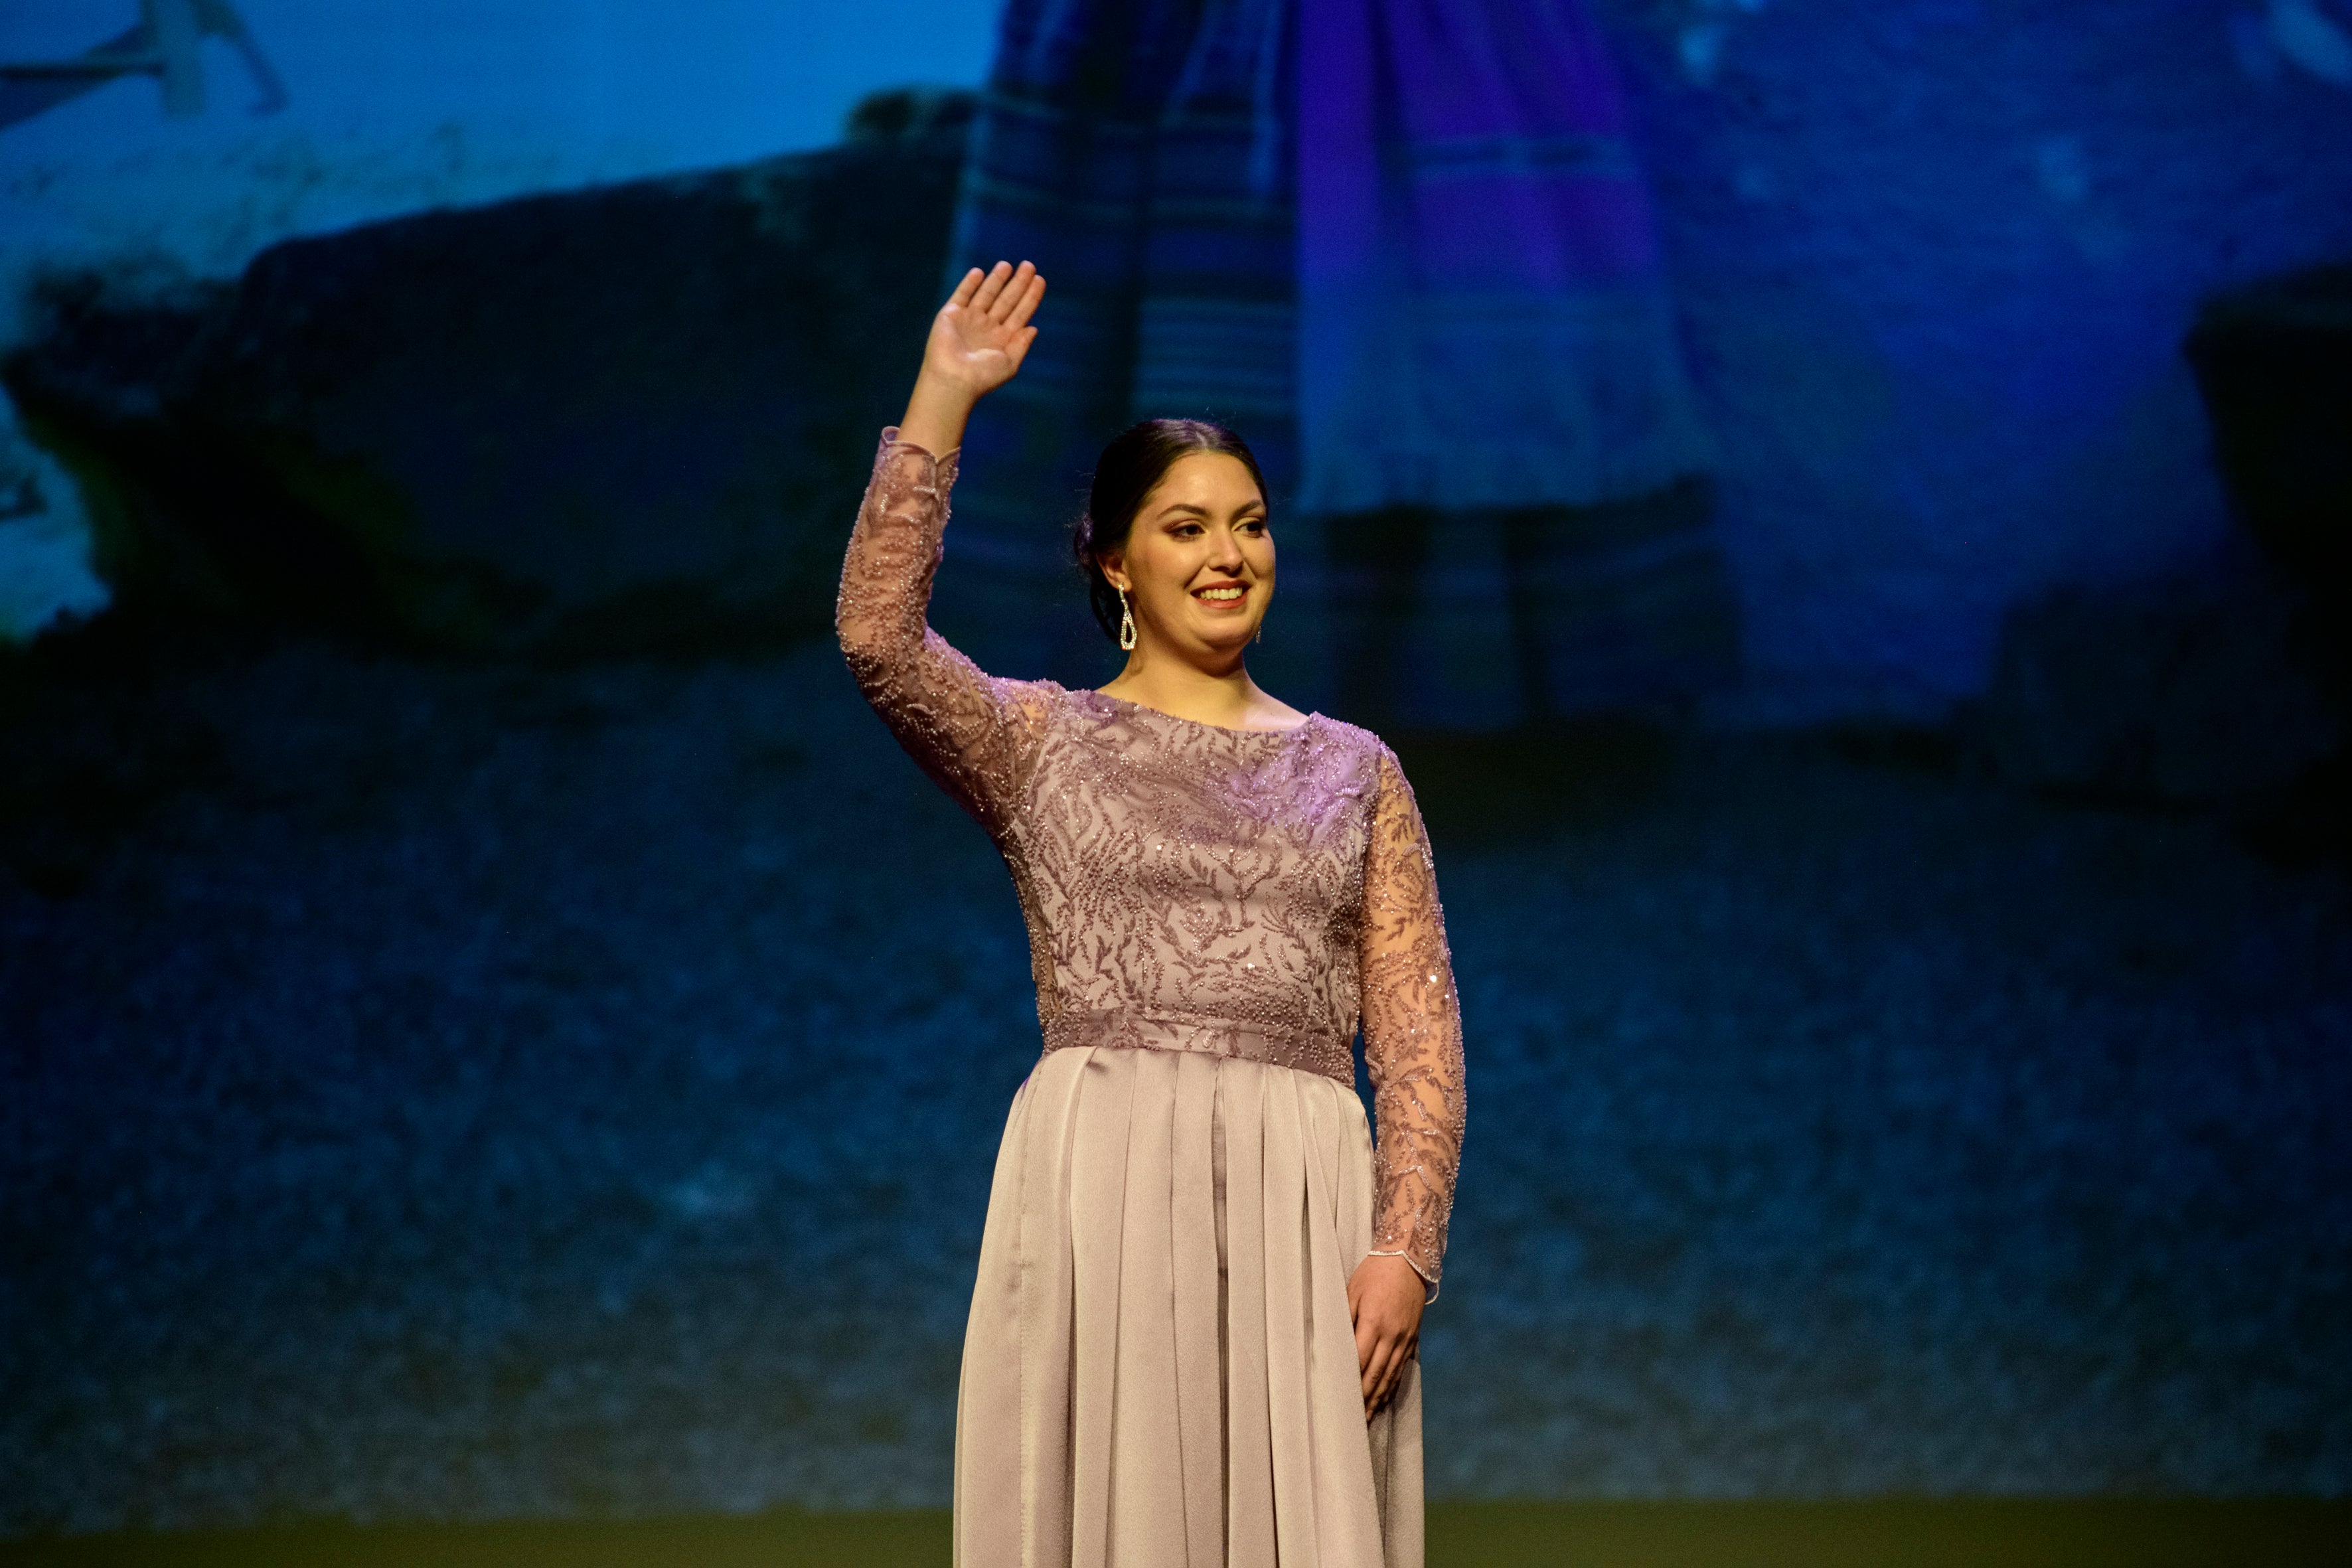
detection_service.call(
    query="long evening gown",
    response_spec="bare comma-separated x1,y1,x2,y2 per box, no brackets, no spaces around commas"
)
837,431,1468,1568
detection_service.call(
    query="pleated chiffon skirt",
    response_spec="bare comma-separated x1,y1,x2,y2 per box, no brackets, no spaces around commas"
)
955,1046,1424,1568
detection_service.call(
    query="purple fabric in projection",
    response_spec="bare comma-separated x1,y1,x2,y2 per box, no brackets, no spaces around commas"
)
937,0,1735,720
1296,0,1711,512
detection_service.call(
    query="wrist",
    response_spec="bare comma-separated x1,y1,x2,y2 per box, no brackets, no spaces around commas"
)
900,376,977,454
909,367,980,414
1362,1250,1435,1304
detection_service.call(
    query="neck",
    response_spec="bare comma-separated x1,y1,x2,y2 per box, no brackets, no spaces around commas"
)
1100,645,1293,730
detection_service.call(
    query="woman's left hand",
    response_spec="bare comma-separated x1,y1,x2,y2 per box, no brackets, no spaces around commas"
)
1346,1253,1425,1416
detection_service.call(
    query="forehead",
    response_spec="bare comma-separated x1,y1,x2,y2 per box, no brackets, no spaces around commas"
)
1145,451,1262,509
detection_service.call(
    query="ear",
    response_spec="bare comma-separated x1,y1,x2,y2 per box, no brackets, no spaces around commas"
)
1098,552,1131,594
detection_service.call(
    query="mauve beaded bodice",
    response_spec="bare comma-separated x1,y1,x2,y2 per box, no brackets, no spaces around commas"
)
838,433,1466,1287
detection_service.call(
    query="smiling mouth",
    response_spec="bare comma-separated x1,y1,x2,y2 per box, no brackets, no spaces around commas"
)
1194,583,1249,604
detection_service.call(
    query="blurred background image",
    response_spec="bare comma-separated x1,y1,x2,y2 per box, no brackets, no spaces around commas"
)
1,0,2349,1561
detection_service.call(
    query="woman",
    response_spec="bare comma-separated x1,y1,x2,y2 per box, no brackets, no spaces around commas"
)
838,260,1466,1568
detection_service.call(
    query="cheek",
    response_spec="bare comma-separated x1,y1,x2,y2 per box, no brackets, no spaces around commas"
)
1136,540,1198,601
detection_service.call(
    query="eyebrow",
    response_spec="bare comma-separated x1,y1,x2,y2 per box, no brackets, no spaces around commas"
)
1153,501,1267,520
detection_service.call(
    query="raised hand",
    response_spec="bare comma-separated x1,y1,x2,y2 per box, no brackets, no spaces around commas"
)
899,261,1046,455
927,261,1045,397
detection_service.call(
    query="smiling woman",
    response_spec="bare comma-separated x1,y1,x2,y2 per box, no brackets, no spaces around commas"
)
837,261,1468,1567
1071,419,1288,710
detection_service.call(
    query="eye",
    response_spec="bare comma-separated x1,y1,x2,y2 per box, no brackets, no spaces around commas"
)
1169,520,1205,539
1238,516,1268,536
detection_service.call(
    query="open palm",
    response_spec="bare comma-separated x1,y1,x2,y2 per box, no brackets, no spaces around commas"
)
923,260,1047,399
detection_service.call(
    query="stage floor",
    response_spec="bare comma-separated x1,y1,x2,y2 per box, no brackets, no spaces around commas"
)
2,1500,2348,1567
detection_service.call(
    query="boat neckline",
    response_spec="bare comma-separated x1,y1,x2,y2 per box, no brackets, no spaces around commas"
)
1080,688,1322,738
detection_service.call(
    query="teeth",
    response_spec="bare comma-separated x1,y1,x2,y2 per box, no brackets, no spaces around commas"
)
1199,587,1245,600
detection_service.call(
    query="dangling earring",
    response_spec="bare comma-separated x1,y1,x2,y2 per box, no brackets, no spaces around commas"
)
1117,588,1137,652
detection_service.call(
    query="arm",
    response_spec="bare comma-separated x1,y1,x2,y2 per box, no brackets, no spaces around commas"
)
834,262,1049,832
1348,745,1467,1411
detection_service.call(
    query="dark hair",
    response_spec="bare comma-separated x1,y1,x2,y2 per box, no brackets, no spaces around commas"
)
1071,419,1269,643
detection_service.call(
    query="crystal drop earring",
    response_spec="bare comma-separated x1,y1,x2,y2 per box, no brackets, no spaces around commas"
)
1117,588,1137,652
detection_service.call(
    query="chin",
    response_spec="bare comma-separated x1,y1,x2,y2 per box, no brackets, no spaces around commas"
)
1193,621,1259,653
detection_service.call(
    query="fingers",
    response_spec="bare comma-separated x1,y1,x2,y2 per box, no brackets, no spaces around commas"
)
1360,1334,1407,1413
970,260,1016,315
1352,1277,1383,1403
1377,1336,1416,1412
1005,270,1046,331
990,261,1038,325
1354,1320,1415,1410
972,260,1042,323
947,266,984,308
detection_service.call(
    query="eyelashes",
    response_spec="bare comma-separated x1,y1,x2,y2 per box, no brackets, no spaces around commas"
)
1166,516,1269,540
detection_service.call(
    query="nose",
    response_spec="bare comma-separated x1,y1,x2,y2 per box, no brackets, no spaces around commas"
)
1207,524,1247,574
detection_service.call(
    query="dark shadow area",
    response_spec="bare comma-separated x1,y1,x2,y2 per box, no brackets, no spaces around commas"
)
0,1500,2346,1568
1389,718,1682,848
0,617,240,900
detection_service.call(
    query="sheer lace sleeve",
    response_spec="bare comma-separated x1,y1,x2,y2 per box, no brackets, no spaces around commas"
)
1359,746,1467,1297
836,429,1048,836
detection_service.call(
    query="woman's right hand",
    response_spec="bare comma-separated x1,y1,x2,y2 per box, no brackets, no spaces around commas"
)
899,261,1046,453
